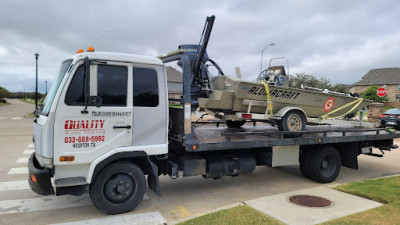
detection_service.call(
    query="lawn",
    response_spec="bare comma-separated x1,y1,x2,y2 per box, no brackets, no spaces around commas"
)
322,176,400,225
20,98,36,104
177,205,284,225
176,176,400,225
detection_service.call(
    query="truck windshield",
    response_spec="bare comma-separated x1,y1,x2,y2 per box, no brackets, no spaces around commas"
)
40,60,73,115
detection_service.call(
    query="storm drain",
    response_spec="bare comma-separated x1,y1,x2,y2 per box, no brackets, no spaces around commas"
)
289,195,332,207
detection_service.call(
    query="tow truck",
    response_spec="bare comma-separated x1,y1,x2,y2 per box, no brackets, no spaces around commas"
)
29,16,397,214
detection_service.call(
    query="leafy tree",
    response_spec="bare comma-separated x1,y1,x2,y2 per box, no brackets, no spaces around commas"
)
288,73,349,93
362,86,388,102
0,86,10,98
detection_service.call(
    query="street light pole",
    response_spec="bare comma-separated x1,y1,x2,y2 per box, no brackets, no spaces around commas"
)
35,53,39,115
260,43,275,73
269,56,286,67
45,80,47,95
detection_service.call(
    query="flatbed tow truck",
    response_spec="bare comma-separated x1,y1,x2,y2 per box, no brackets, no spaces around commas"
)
28,16,397,214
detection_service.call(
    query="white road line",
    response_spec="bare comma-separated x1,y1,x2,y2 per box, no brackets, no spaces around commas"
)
8,167,28,175
27,144,34,148
11,117,22,120
0,194,150,215
23,150,35,154
0,195,92,214
0,181,29,191
16,157,29,163
49,211,166,225
0,117,5,120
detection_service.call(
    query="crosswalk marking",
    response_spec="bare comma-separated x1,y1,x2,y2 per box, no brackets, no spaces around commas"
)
8,167,28,175
0,195,92,214
0,181,30,191
0,193,150,215
23,150,35,154
49,211,166,225
16,157,29,163
27,144,34,148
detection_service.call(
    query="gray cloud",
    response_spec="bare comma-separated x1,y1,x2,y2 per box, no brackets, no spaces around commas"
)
0,0,399,92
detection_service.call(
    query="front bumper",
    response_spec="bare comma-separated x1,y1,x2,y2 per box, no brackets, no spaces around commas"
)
28,153,55,195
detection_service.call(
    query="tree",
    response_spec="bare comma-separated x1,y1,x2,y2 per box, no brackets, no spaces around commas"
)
0,86,10,98
362,86,388,102
288,73,349,93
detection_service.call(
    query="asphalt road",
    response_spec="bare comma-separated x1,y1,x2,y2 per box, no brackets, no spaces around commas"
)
0,98,399,225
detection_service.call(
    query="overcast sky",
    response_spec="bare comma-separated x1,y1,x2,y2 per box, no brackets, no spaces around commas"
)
0,0,399,93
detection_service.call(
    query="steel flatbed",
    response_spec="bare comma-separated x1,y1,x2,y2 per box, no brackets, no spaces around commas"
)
181,124,397,152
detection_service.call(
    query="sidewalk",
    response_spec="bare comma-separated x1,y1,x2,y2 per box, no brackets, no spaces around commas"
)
245,186,382,225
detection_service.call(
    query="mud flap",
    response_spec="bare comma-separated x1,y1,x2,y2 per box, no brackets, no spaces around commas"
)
147,160,161,196
336,143,359,170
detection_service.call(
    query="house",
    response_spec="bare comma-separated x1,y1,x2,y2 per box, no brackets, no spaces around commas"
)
166,66,182,99
350,67,400,102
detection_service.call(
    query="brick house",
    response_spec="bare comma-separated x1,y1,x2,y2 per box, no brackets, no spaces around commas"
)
350,67,400,102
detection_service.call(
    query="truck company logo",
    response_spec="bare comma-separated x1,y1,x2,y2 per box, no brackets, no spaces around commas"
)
247,87,300,100
64,120,105,130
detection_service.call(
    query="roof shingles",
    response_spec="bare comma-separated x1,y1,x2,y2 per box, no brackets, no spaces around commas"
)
353,67,400,86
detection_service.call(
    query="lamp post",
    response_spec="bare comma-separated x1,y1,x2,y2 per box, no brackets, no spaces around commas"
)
269,56,286,67
260,43,275,73
45,80,47,95
35,53,39,114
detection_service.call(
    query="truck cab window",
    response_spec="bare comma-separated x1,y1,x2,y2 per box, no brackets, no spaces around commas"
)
65,65,87,105
97,65,128,106
132,68,159,107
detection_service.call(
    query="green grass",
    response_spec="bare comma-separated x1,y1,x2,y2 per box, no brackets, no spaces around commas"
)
321,176,400,225
20,98,35,104
177,176,400,225
0,102,9,106
177,205,284,225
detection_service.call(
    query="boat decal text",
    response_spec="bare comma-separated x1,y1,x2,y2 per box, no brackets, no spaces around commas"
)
247,87,300,100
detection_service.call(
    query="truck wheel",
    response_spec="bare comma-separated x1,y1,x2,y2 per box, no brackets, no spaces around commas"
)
308,146,341,183
225,120,246,128
278,110,306,137
299,148,313,179
90,162,146,215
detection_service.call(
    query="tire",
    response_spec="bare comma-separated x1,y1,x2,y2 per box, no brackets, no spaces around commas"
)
225,120,246,128
90,162,146,215
307,146,341,183
278,110,306,137
299,148,313,179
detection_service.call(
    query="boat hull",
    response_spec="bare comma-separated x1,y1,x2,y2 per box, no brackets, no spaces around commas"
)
199,76,370,118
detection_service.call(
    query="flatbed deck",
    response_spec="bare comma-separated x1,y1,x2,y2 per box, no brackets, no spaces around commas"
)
182,124,397,152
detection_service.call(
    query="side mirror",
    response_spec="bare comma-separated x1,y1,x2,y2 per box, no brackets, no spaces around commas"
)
90,96,103,108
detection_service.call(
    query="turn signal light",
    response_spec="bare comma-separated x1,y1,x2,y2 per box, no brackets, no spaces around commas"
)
76,49,84,54
31,175,37,183
87,47,95,52
379,114,386,118
60,156,75,162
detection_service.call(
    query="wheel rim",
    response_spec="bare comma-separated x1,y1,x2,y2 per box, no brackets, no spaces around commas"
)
287,114,302,132
104,173,136,204
320,155,336,177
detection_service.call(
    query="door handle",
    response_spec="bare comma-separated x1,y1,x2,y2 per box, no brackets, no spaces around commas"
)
113,125,131,129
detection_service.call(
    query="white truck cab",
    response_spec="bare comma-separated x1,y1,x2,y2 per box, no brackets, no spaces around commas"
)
29,49,168,214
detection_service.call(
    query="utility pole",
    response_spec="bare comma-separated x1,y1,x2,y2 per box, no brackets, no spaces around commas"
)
35,53,39,115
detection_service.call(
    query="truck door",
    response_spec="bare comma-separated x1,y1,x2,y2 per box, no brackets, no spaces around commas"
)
54,60,133,167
